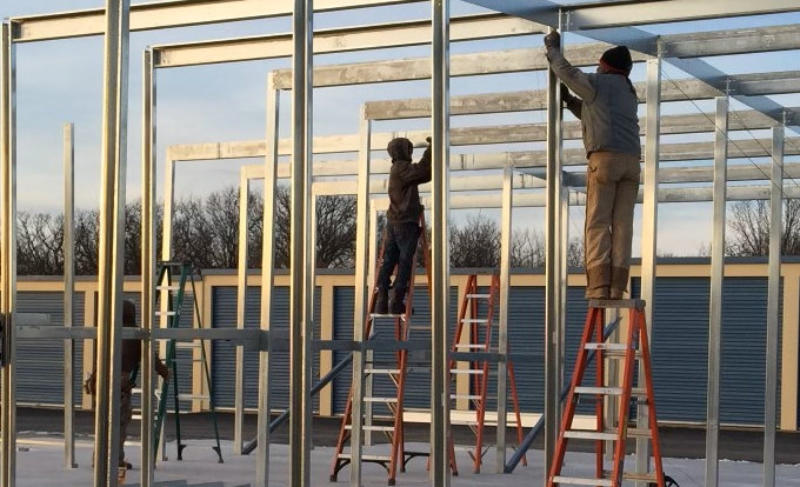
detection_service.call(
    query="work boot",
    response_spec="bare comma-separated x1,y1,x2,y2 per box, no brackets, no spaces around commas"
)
585,286,609,300
609,288,626,300
374,287,389,314
389,288,407,315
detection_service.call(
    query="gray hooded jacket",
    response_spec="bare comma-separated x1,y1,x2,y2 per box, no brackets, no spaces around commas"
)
546,47,641,159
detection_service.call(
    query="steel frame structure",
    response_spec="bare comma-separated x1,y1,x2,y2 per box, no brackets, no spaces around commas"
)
0,1,797,487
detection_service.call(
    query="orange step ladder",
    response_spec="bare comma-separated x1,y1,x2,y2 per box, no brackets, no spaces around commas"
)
548,299,666,487
330,214,454,485
447,274,527,473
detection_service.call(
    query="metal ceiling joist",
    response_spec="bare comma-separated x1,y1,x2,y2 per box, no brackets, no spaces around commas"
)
10,0,420,43
466,0,800,31
462,0,800,126
271,25,800,89
363,79,800,120
151,13,540,68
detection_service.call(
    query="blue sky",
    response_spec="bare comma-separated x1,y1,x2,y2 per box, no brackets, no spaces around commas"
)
1,1,798,257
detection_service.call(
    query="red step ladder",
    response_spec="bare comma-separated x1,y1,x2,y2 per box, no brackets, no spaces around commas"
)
448,274,527,473
331,214,452,485
548,299,665,487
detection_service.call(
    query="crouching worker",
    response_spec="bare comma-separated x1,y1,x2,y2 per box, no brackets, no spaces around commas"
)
85,299,170,470
544,30,641,300
375,136,432,315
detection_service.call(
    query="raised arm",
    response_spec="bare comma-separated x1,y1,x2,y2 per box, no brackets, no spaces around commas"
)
397,142,432,185
544,31,596,104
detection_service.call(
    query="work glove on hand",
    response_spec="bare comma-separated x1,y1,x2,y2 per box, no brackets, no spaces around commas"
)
560,83,574,104
543,30,560,48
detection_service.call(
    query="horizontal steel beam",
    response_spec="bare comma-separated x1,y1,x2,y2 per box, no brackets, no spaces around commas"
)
463,0,800,31
413,183,800,210
11,0,419,43
660,24,800,58
363,81,800,119
152,14,539,68
273,39,800,90
16,326,268,349
168,124,800,170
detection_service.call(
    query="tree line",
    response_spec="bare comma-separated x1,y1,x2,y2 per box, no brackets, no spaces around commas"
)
14,189,795,276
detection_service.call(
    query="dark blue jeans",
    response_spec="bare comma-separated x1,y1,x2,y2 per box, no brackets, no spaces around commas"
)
377,221,420,297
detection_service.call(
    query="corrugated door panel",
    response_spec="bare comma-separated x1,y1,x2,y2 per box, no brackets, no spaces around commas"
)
332,286,354,414
212,285,321,411
631,276,782,425
631,277,710,422
332,285,457,413
16,291,85,406
719,277,783,425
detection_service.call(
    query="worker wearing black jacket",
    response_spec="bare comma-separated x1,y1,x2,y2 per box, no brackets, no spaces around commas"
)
375,136,432,315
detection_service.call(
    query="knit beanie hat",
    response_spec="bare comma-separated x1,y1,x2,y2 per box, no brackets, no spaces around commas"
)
599,46,633,75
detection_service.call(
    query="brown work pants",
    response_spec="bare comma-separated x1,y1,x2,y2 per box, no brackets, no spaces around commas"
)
584,151,641,299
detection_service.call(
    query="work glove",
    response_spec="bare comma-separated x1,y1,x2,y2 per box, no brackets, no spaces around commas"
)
560,83,575,104
543,30,560,48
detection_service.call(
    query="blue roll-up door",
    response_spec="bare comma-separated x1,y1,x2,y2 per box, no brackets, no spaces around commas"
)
212,285,320,411
332,285,458,414
631,276,782,425
16,291,85,406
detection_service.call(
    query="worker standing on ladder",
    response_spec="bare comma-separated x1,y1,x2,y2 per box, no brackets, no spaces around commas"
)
544,31,641,300
375,136,432,314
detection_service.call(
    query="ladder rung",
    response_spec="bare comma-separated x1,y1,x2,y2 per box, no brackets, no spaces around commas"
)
450,394,481,400
408,325,430,331
365,368,401,374
449,369,484,374
575,386,621,395
461,319,488,324
466,294,491,299
622,428,653,439
338,454,391,462
176,342,201,349
156,285,181,291
552,476,612,486
574,387,647,396
564,430,617,441
364,397,398,403
177,394,208,401
370,313,405,320
345,425,395,432
155,311,177,317
585,343,629,351
454,344,487,349
623,472,659,482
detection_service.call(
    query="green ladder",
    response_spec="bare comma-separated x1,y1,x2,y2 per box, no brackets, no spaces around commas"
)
153,261,223,463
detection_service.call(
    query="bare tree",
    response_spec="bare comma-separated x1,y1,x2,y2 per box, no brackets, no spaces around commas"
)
17,212,64,275
727,199,800,256
449,214,500,268
510,228,544,268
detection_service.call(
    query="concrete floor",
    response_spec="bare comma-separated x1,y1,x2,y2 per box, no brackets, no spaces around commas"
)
13,436,800,487
13,408,800,486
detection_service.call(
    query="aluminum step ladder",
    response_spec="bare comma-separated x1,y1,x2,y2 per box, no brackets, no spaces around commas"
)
447,273,527,473
548,299,665,487
152,261,223,464
330,214,454,485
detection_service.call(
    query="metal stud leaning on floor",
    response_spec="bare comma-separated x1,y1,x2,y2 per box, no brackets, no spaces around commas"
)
151,261,223,463
331,213,444,485
548,299,666,487
447,274,526,473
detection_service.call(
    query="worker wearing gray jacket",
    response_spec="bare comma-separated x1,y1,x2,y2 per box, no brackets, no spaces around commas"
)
544,31,641,300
